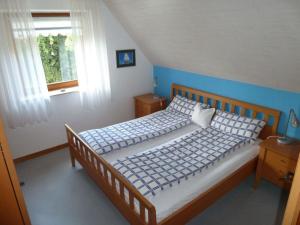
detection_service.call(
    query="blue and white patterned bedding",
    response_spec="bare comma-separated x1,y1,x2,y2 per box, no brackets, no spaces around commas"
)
79,110,191,155
112,127,252,197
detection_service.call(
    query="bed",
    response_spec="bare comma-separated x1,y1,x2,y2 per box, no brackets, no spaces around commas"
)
65,83,280,225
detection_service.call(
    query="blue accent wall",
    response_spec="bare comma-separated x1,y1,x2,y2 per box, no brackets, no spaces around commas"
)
153,66,300,139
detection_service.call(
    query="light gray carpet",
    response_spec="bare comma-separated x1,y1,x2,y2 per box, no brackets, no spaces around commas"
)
16,149,287,225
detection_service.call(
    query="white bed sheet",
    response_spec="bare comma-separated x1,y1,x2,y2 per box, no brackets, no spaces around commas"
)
102,123,260,222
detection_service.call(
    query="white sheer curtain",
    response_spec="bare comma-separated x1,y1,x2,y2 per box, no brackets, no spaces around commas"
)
0,0,50,128
70,0,111,108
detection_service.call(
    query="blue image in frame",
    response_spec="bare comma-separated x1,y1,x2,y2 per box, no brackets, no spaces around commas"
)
116,49,136,68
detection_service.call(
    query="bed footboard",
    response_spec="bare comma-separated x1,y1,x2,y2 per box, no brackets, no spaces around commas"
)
65,124,157,225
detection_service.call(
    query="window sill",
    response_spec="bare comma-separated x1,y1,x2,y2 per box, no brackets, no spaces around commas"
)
49,86,79,97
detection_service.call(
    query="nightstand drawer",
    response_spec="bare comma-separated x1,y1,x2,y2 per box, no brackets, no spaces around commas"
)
265,151,297,171
150,102,162,113
135,100,151,118
134,94,166,118
255,138,300,191
263,165,294,189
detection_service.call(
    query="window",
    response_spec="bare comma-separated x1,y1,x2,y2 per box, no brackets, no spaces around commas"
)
32,13,78,91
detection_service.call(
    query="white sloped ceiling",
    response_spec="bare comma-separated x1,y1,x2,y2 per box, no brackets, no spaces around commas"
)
104,0,300,93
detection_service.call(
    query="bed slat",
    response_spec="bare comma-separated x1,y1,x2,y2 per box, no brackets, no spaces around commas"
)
140,204,146,221
240,108,246,116
120,182,125,200
129,192,135,210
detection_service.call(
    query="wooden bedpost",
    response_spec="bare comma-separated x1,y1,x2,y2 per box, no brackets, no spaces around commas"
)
65,124,75,167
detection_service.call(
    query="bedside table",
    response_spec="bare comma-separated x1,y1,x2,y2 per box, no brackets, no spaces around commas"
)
255,138,300,190
134,93,166,118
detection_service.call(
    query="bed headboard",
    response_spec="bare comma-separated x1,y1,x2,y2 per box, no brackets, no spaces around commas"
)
171,83,281,139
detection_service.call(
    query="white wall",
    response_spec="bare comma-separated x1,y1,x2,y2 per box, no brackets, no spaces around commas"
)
6,0,153,158
105,0,300,93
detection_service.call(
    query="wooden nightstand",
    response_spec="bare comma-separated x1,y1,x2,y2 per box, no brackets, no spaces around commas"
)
134,93,166,118
255,138,300,190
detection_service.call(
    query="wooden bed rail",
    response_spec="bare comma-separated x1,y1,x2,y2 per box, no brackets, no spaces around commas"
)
65,124,157,225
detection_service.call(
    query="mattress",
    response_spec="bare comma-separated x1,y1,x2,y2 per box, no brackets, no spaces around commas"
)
103,123,260,222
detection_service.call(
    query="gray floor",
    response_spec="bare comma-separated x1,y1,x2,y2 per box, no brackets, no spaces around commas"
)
16,149,287,225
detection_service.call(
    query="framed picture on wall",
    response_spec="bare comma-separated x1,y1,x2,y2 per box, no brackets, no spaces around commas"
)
116,49,136,68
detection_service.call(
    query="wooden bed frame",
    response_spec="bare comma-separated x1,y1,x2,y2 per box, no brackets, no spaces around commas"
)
65,83,280,225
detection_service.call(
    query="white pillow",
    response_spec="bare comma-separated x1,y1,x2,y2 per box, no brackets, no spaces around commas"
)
191,103,215,128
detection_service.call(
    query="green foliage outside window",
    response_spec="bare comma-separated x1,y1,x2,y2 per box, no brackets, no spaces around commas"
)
37,34,77,84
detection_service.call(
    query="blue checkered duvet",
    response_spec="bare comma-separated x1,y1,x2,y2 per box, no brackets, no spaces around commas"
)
79,110,191,155
113,127,252,197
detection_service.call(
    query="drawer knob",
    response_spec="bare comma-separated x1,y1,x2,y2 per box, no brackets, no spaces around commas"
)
280,172,294,183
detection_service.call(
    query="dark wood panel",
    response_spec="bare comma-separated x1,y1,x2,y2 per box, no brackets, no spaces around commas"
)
0,117,31,225
0,152,24,225
282,154,300,225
